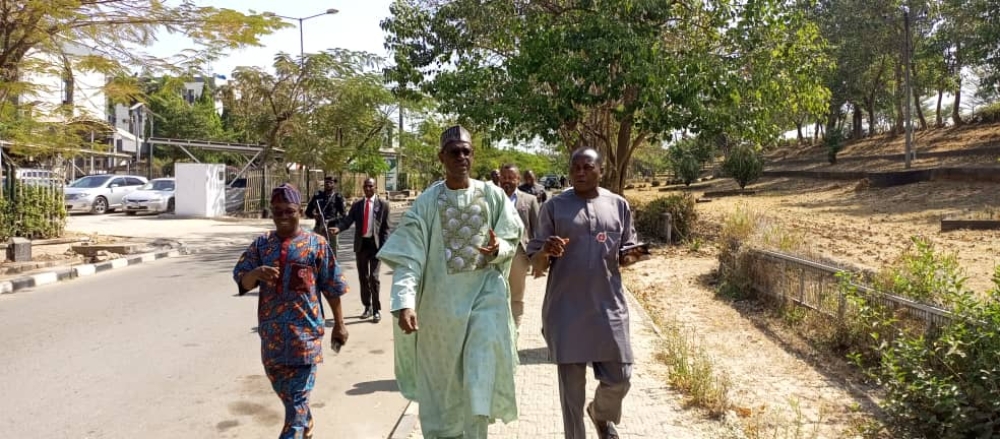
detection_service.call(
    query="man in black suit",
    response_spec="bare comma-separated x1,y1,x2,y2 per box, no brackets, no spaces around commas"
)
332,178,392,323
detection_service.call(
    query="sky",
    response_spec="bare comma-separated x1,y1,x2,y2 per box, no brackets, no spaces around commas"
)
151,0,394,77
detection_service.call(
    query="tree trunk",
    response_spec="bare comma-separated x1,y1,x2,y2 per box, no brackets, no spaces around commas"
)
914,92,927,130
936,88,944,127
852,103,863,139
814,121,822,143
952,75,963,126
866,99,877,137
894,61,905,135
952,42,964,127
796,121,804,143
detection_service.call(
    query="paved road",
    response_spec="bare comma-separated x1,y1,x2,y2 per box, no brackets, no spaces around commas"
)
0,222,406,438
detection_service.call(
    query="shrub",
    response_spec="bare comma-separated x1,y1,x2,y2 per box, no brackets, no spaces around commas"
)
971,101,1000,124
875,237,966,307
628,194,697,243
721,144,764,189
0,182,67,241
668,137,713,186
825,128,846,164
855,267,1000,438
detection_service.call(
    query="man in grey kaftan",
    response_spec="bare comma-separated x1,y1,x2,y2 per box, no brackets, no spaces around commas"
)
527,148,638,439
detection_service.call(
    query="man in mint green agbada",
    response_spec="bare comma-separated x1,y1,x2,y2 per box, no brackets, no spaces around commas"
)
378,125,522,438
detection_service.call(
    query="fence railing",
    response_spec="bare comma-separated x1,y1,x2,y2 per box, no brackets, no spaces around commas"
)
744,248,955,334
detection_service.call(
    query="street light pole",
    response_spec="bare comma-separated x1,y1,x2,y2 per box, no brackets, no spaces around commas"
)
264,8,339,211
903,7,914,169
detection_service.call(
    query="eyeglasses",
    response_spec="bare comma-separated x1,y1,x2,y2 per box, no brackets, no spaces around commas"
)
272,208,298,218
444,146,473,157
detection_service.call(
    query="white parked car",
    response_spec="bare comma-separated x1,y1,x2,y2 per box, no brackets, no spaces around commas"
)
123,178,176,215
64,175,148,214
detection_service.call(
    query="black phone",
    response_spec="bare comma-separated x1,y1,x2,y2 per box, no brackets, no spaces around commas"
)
332,339,344,354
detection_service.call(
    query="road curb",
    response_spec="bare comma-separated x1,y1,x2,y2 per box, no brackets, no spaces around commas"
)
389,401,418,439
0,249,183,295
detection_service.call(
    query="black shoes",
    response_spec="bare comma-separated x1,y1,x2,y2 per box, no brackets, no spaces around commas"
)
360,307,372,319
372,312,381,323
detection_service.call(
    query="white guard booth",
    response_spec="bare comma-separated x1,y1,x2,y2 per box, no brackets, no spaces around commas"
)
174,163,226,218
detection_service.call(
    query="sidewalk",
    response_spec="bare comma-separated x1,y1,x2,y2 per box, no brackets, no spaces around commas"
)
403,275,719,438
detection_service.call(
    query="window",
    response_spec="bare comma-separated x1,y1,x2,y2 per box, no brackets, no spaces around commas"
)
110,178,126,187
62,76,74,105
125,177,145,186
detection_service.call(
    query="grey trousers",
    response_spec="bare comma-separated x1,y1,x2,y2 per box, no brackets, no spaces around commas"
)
557,362,632,439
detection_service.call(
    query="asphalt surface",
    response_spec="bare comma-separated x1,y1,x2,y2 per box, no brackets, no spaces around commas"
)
0,220,406,439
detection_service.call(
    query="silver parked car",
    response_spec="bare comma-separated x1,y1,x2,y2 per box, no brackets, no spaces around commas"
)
123,178,176,215
64,175,148,214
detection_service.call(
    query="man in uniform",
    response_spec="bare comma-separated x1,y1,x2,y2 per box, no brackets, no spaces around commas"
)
518,169,548,204
233,184,350,439
527,148,638,439
378,125,523,438
305,176,346,251
498,163,540,329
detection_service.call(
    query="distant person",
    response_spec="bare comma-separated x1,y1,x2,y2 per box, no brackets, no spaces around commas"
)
559,175,567,188
489,168,501,186
233,183,349,439
499,163,540,329
305,176,346,251
378,125,523,438
528,148,639,439
331,178,392,323
518,169,548,203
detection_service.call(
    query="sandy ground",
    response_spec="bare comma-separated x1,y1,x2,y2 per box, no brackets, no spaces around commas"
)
624,247,877,438
619,125,1000,436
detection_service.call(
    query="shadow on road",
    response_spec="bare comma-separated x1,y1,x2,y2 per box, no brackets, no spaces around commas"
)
345,379,399,395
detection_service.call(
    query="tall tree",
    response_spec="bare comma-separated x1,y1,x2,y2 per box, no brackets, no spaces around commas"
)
0,1,285,152
224,50,391,216
382,0,829,193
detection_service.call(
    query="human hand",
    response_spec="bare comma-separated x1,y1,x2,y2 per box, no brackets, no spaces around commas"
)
542,236,570,258
477,229,499,256
331,323,348,351
253,266,280,286
398,309,419,334
330,227,340,235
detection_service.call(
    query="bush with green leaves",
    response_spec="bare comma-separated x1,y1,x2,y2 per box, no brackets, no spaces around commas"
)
667,138,713,186
627,194,697,243
824,127,846,164
0,182,67,241
845,242,1000,438
876,237,966,307
721,144,764,189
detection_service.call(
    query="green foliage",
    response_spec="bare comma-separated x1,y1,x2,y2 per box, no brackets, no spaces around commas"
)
0,1,285,154
348,147,391,177
0,184,67,241
824,128,846,165
850,259,1000,438
876,237,967,307
668,137,714,186
382,0,830,193
627,194,697,244
971,101,1000,123
721,145,765,189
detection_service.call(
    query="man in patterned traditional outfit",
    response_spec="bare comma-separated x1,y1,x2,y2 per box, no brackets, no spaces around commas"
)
377,125,523,438
233,183,350,439
528,148,638,439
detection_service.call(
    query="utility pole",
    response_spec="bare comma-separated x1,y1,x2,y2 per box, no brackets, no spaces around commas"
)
903,7,914,169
